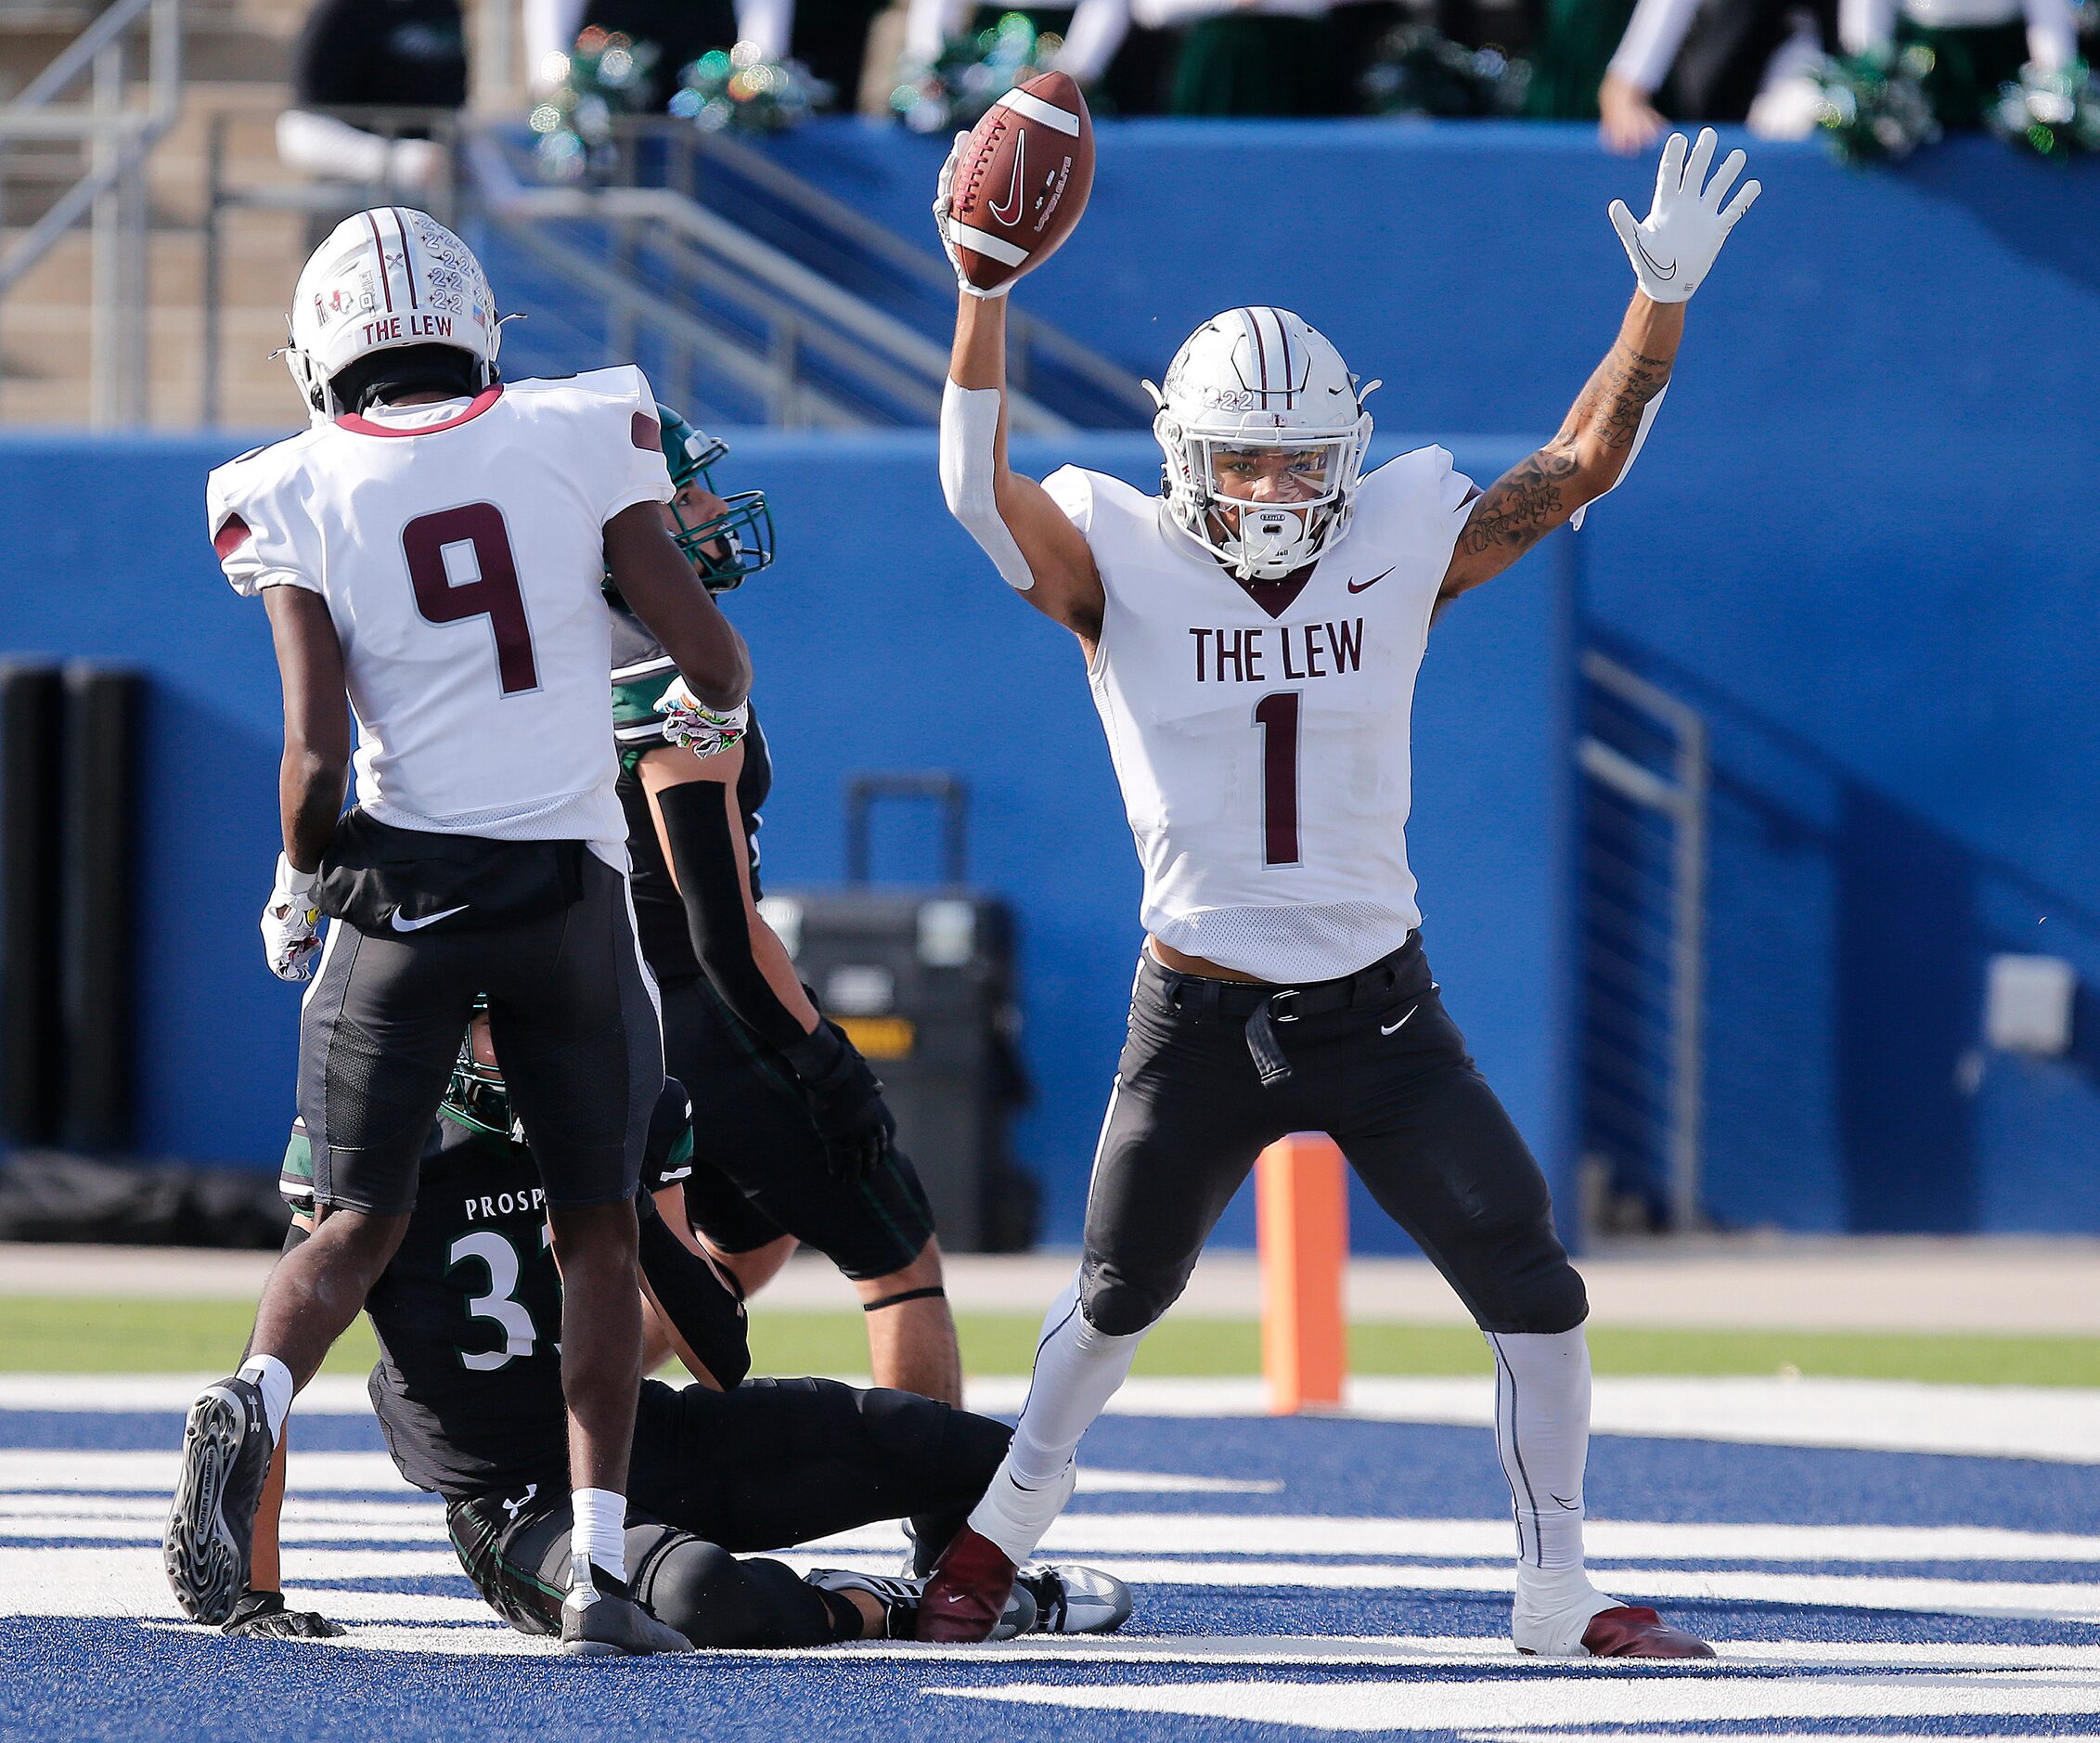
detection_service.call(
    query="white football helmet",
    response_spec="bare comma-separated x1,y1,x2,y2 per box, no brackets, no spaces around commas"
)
282,207,500,420
1149,307,1375,582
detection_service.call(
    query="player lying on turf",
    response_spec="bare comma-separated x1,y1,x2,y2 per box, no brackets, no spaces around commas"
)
604,408,965,1432
223,1010,1129,1647
924,129,1760,1655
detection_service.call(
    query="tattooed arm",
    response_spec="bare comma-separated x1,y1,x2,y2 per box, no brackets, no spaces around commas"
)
1439,293,1683,600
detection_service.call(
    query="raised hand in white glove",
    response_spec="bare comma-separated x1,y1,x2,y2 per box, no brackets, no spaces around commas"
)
261,853,324,983
934,130,1010,300
1608,127,1761,305
657,678,751,759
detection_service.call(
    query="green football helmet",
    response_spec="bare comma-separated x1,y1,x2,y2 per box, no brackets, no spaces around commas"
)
441,998,521,1143
658,402,774,592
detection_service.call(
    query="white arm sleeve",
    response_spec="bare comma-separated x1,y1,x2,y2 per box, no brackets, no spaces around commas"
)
1568,381,1668,532
905,0,973,62
1605,0,1703,92
1839,0,1895,54
1056,0,1131,84
940,380,1037,592
737,0,795,62
2024,0,2077,71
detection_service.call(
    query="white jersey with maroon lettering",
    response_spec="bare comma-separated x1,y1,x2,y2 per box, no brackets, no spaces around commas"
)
206,366,673,860
1043,448,1476,983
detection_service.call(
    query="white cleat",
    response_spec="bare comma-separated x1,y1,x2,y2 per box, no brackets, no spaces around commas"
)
1017,1563,1133,1634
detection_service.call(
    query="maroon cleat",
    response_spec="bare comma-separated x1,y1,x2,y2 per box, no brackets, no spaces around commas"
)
1578,1605,1716,1659
914,1525,1018,1643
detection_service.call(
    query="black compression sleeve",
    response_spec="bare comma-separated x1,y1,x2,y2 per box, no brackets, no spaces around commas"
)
637,1194,752,1389
652,779,810,1052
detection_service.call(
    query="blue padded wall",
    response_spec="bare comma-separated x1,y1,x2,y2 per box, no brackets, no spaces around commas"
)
0,430,1577,1253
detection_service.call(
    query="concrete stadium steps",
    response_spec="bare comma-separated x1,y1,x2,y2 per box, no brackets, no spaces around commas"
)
2,2,305,428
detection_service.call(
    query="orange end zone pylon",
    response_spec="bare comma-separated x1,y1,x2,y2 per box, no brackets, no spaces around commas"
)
1256,1132,1348,1414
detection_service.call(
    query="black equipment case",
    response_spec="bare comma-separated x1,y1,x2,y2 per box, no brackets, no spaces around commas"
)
765,774,1037,1252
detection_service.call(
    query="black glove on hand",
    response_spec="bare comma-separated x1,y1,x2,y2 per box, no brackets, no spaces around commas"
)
782,1019,896,1183
221,1589,346,1638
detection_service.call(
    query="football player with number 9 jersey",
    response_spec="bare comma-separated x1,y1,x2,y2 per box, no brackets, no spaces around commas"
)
165,206,751,1659
922,130,1765,1655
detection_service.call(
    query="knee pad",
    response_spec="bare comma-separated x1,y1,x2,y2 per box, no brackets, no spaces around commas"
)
857,1383,948,1459
629,1532,740,1648
1077,1262,1173,1338
1474,1245,1589,1336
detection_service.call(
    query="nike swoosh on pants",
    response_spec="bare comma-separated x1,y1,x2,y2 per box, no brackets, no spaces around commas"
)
391,904,470,933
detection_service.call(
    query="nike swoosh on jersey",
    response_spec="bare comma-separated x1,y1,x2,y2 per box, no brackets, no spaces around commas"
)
1347,567,1396,594
1380,1007,1418,1037
987,135,1027,226
390,903,470,933
1633,235,1678,280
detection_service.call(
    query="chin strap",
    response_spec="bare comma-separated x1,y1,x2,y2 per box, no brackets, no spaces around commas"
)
940,380,1037,592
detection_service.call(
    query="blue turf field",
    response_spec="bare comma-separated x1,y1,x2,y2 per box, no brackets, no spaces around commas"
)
6,1389,2099,1740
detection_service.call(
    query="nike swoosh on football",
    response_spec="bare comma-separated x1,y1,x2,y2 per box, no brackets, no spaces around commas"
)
390,903,470,933
1348,566,1396,594
1633,235,1678,280
987,135,1027,226
1380,1007,1417,1037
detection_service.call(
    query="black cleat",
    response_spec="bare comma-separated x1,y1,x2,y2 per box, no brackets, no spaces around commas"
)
560,1561,694,1657
164,1375,272,1625
806,1568,1037,1641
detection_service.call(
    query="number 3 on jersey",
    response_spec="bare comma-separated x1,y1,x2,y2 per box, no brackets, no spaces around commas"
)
449,1227,555,1371
402,504,539,695
1255,691,1301,867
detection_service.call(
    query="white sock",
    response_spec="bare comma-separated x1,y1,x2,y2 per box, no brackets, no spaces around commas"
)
1486,1328,1593,1575
236,1355,293,1447
1008,1275,1145,1486
965,1275,1145,1565
569,1487,628,1585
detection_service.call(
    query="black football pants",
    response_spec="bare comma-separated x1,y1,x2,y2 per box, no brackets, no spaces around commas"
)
297,852,662,1215
1079,936,1587,1338
446,1375,1012,1643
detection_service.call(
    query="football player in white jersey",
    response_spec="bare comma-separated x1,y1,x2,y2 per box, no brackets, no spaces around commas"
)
164,208,750,1658
921,132,1761,1655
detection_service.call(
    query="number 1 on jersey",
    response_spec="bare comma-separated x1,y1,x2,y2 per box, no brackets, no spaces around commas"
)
1254,691,1301,867
402,503,539,695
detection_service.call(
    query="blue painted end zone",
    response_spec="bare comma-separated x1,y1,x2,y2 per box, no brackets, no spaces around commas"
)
3,1403,2096,1741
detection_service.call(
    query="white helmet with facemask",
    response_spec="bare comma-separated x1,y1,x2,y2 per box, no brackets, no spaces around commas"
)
282,207,500,420
1149,307,1375,582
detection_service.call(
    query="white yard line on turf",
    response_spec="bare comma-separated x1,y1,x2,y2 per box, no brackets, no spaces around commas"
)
764,1552,2100,1625
15,1479,2100,1568
11,1372,2094,1466
924,1672,2100,1732
19,1535,2100,1628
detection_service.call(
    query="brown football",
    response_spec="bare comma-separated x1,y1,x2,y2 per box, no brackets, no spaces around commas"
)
946,71,1095,294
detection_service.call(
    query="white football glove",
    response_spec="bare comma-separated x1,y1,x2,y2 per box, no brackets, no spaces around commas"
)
1608,128,1761,305
657,678,751,759
261,853,324,983
934,131,1011,301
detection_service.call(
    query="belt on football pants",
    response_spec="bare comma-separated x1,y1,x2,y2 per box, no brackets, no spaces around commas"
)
1149,936,1421,1089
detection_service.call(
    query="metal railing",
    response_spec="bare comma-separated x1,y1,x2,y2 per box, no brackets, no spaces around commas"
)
0,0,184,427
636,123,1152,427
1577,649,1709,1236
199,110,1092,432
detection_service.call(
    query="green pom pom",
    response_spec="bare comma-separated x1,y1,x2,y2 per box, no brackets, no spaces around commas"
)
888,12,1066,133
1810,49,1941,165
1361,24,1530,119
1990,59,2100,160
675,42,831,134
